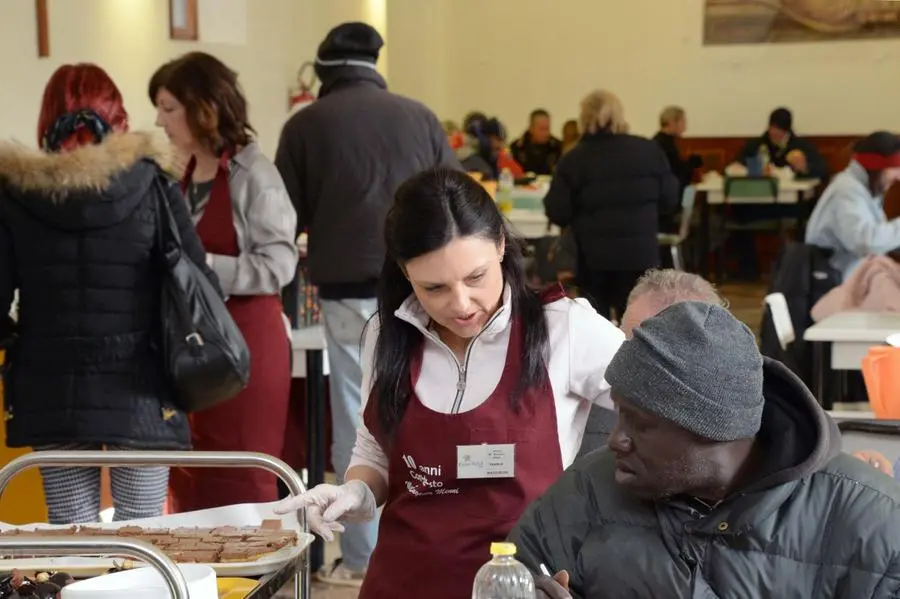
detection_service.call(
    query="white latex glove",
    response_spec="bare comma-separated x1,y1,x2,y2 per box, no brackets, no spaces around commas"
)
273,480,376,542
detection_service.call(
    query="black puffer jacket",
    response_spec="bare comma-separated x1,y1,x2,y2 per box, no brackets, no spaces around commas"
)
0,132,217,449
544,130,679,272
511,359,900,598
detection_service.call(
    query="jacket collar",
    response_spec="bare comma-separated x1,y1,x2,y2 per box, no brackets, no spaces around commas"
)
394,284,513,340
230,141,262,173
318,66,387,98
740,358,841,495
0,132,169,196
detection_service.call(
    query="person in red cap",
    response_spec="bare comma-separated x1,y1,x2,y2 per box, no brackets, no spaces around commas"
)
806,131,900,280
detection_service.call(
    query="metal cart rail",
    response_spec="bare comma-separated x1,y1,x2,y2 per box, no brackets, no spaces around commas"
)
0,450,310,598
0,536,189,599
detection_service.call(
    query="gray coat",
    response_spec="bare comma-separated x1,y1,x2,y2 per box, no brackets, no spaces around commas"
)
510,359,900,598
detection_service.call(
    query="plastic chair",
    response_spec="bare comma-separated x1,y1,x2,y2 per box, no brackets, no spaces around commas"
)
658,185,697,271
763,292,795,351
715,176,784,281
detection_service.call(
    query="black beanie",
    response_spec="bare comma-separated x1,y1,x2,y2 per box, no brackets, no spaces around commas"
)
317,22,383,67
769,107,793,132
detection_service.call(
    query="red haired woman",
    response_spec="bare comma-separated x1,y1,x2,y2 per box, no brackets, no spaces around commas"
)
150,53,298,510
0,64,218,524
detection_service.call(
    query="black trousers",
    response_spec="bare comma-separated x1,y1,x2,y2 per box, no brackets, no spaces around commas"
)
578,270,645,321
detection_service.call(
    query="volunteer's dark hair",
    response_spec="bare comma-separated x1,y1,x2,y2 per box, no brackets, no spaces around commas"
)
371,168,549,441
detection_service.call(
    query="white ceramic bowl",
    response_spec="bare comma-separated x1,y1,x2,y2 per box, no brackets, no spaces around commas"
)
61,564,217,599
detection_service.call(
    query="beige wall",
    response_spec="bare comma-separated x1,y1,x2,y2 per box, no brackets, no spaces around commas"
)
390,0,900,139
0,0,314,155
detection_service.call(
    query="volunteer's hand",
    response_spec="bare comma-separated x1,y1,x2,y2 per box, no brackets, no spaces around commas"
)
535,569,571,599
273,480,376,542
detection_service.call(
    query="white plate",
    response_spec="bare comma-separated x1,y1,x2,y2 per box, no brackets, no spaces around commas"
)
0,501,314,577
62,564,217,599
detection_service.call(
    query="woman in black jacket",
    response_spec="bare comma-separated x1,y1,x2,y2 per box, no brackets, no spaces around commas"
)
544,90,679,320
0,64,218,524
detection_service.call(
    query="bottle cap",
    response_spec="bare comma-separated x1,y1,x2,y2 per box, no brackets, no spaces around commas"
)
490,542,517,556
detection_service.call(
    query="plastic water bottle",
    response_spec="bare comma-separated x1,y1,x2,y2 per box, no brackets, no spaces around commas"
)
496,168,514,214
758,145,770,175
472,542,535,599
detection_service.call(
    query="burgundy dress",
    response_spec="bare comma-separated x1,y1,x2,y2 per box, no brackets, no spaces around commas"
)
168,153,291,511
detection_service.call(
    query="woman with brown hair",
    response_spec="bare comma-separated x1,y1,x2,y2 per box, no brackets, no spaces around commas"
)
150,52,298,510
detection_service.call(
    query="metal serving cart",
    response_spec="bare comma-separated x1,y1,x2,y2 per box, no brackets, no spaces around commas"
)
0,450,311,599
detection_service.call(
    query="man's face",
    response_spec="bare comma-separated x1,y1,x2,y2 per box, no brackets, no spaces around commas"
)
768,125,788,145
674,117,687,137
530,115,551,144
608,395,722,500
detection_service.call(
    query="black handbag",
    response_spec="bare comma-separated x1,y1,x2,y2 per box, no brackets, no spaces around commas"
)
153,176,250,413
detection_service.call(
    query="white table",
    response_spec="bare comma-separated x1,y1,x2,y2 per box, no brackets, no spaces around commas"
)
696,177,819,205
291,325,328,378
804,311,900,370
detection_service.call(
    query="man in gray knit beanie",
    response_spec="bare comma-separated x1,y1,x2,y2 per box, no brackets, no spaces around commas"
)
515,299,900,599
606,299,764,443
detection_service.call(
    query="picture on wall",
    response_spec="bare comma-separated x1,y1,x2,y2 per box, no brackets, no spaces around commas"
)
704,0,900,45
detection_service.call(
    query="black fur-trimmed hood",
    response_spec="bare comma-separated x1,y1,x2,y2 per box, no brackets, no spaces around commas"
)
0,132,171,230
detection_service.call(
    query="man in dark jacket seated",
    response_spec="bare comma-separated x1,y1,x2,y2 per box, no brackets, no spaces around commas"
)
739,107,828,181
511,301,900,599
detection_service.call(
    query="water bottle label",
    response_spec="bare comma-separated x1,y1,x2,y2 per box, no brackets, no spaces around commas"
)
457,443,516,479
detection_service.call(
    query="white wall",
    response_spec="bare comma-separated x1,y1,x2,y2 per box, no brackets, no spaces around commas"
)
389,0,900,139
0,0,313,155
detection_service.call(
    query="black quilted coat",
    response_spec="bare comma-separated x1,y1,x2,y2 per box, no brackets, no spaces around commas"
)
0,132,218,449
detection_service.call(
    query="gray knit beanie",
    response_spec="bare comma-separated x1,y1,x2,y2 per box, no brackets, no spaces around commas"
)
606,301,764,442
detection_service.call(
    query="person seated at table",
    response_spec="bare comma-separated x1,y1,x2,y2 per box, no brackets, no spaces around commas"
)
652,106,703,234
544,89,679,321
457,112,502,180
512,301,900,599
561,119,580,155
738,107,828,181
510,109,563,175
274,168,625,599
806,131,900,280
484,117,525,179
578,269,727,457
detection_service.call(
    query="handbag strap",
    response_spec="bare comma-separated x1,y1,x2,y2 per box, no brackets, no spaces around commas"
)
151,171,184,267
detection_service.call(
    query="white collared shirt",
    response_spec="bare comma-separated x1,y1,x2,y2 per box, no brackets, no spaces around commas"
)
349,286,625,484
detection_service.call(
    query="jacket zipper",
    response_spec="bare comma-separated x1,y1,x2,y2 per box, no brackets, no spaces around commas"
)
419,309,506,414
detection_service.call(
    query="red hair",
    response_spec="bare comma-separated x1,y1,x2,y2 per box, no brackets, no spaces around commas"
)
37,64,129,150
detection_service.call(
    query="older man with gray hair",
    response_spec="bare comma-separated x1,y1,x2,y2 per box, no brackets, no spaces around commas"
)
578,269,725,457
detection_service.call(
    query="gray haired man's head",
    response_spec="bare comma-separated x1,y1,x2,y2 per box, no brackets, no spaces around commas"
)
620,269,726,338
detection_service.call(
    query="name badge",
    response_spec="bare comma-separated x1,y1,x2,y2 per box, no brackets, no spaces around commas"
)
457,444,515,479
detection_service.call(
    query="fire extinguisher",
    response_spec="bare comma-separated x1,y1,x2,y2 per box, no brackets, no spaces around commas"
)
288,61,317,114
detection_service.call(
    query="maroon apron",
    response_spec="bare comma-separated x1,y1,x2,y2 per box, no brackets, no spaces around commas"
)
359,286,566,599
168,153,291,512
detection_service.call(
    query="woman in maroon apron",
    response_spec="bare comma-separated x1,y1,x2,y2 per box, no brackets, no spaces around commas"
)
150,53,298,511
275,169,626,597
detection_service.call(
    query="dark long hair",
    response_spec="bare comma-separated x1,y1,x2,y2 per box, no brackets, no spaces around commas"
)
371,168,549,441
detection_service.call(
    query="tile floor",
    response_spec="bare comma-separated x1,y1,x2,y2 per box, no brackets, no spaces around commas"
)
293,281,772,598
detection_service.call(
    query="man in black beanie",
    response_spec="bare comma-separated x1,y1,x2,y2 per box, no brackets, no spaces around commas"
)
738,106,827,180
275,22,459,587
512,301,900,598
